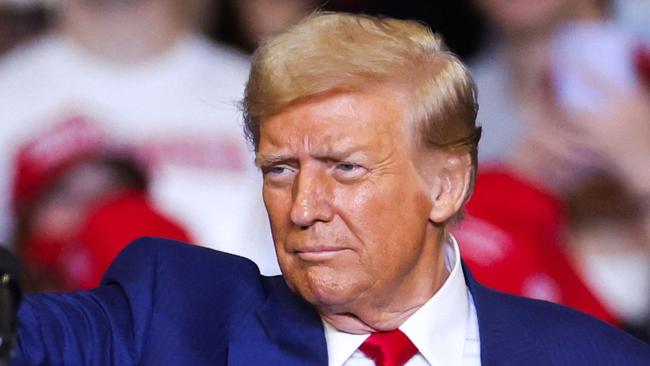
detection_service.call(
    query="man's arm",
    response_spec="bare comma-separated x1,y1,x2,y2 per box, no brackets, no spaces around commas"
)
13,238,162,366
16,287,136,365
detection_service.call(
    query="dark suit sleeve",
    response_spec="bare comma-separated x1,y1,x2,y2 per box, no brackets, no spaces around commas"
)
13,237,163,366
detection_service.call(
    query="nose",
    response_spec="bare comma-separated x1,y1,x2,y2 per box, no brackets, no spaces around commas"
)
290,166,334,227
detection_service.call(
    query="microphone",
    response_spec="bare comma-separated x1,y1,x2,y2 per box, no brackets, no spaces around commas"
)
0,247,21,366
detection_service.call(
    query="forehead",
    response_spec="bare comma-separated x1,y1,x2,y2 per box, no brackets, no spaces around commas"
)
257,89,412,156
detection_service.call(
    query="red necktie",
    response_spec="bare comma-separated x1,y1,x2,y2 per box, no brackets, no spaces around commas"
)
359,329,418,366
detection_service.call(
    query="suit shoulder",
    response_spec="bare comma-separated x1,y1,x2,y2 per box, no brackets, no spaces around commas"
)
477,286,650,363
116,237,259,269
17,238,275,365
104,237,264,288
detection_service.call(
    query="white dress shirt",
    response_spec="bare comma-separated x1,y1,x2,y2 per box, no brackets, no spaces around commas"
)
323,235,481,365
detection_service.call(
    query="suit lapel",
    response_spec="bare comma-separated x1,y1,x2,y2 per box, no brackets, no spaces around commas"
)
228,276,328,366
463,264,548,366
230,264,550,365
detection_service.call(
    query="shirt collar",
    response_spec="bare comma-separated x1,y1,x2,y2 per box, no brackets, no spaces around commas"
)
322,319,367,366
400,234,469,366
322,235,470,366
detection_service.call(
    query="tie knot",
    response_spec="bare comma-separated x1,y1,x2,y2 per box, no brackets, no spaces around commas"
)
359,329,418,366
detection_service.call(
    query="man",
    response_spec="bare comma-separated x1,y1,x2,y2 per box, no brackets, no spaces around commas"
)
13,12,650,366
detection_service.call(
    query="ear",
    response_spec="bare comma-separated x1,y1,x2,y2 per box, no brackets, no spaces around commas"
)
427,152,472,224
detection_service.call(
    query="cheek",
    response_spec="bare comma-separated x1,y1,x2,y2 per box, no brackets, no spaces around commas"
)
263,187,294,251
337,178,431,263
342,176,429,230
263,187,290,225
333,185,385,255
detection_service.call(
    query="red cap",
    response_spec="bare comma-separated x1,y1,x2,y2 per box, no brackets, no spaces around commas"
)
11,116,109,214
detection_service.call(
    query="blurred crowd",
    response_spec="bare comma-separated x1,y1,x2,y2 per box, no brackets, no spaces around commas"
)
0,0,648,343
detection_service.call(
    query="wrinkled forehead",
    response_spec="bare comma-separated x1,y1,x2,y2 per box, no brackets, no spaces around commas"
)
256,88,416,159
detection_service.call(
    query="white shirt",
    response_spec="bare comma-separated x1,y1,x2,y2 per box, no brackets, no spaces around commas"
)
323,235,481,366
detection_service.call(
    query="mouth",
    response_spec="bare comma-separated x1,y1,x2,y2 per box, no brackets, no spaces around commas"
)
293,247,350,261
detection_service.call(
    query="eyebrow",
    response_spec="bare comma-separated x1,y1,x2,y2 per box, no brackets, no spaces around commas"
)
255,154,294,167
255,151,371,169
255,138,373,167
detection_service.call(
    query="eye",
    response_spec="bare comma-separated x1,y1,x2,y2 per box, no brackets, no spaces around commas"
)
336,163,357,171
333,162,366,181
268,166,288,174
262,164,296,185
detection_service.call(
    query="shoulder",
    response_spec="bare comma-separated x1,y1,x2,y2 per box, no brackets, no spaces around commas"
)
104,236,263,287
16,238,276,365
0,35,63,83
474,283,650,364
103,237,272,313
468,47,505,90
0,35,72,125
181,35,250,81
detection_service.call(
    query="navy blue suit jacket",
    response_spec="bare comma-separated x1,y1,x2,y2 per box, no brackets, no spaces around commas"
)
14,237,650,365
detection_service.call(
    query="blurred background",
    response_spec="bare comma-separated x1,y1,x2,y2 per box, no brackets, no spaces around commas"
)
0,0,648,343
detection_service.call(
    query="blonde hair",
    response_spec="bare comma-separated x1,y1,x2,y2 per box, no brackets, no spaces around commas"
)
243,12,481,208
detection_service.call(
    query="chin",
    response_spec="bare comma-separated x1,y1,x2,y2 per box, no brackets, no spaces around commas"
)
293,265,362,309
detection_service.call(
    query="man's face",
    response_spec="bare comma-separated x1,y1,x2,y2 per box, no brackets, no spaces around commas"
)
258,88,442,313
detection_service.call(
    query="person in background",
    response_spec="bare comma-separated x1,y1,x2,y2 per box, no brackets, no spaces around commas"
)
468,0,650,340
231,0,320,51
0,0,279,275
12,117,190,292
